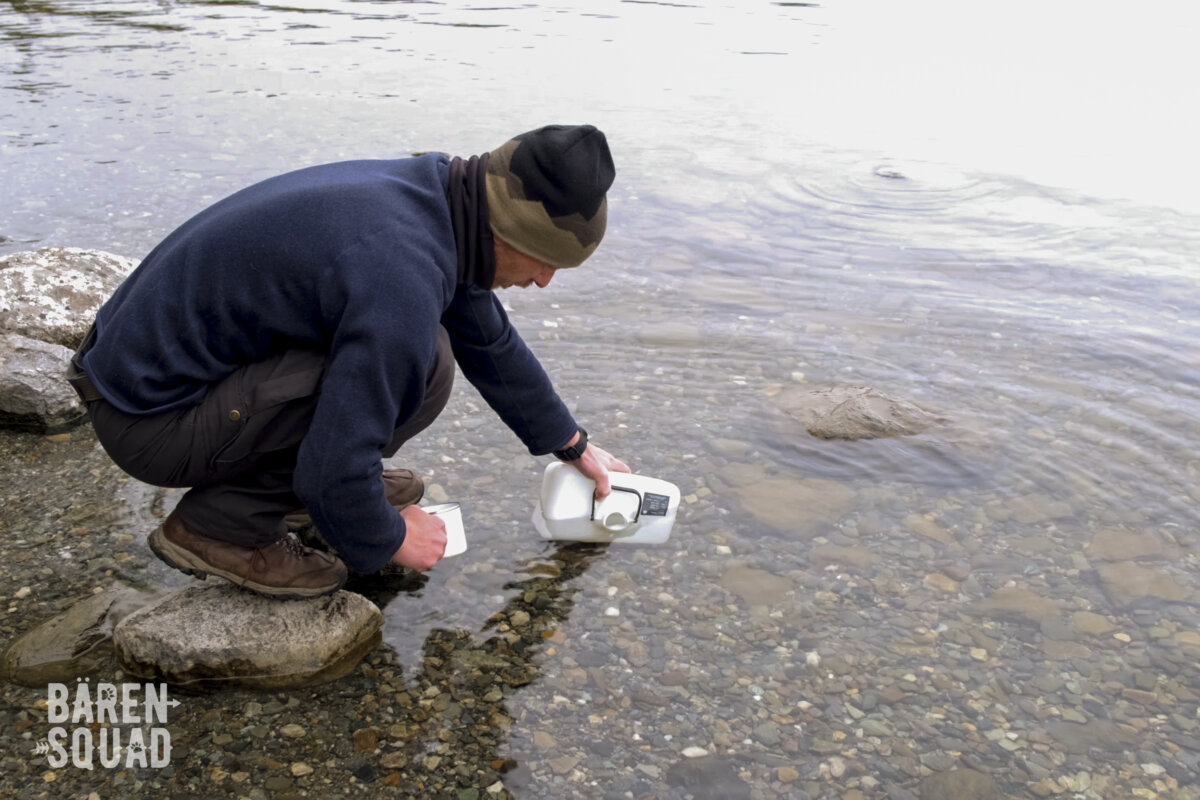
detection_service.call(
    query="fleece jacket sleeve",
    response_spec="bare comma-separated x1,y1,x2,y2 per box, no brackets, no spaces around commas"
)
291,242,446,575
441,284,579,456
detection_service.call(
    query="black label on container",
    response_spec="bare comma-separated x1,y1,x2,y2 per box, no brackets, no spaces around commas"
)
641,492,670,517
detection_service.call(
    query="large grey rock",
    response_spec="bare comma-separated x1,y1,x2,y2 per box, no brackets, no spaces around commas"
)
0,247,136,349
113,582,383,689
1,586,160,686
0,333,85,431
776,385,944,440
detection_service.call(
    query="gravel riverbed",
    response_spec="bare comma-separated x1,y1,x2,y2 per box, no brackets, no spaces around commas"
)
4,398,1200,800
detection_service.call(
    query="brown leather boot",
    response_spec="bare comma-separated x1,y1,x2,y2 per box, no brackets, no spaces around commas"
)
284,468,424,531
149,511,347,599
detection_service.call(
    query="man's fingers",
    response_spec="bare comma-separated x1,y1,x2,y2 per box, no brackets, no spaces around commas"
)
435,519,448,558
593,470,612,499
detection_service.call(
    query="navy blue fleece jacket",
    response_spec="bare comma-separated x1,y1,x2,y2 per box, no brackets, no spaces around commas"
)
83,154,578,573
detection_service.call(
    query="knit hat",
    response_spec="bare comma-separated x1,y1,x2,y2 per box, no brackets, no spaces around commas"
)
486,124,615,269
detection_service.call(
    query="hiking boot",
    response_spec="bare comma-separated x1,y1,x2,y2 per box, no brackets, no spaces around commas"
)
284,468,424,530
149,511,347,599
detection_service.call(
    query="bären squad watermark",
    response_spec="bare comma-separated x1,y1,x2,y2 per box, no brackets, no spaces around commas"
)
33,678,179,769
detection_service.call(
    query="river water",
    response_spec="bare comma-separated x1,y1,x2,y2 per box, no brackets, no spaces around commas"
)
4,1,1200,798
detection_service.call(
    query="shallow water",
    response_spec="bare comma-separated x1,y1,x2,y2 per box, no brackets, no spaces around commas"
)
4,1,1200,797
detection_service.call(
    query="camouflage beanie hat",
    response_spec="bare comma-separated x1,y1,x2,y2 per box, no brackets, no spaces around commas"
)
486,124,615,269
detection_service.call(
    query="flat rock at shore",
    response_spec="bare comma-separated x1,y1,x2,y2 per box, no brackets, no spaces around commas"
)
1,585,160,686
0,247,137,431
0,333,85,432
113,582,383,690
0,247,136,349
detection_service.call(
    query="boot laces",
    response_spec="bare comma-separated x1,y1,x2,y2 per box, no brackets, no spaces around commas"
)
249,535,309,571
279,535,309,559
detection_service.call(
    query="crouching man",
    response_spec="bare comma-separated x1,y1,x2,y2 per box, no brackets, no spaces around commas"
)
67,124,629,598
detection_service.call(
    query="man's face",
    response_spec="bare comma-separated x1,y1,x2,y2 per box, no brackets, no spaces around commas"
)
492,236,557,290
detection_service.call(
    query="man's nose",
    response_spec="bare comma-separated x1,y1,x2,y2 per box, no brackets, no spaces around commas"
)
534,267,556,288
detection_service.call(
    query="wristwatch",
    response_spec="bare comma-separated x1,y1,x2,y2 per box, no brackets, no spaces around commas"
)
553,428,588,461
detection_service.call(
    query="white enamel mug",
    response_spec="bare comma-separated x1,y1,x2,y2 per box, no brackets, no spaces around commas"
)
424,502,466,558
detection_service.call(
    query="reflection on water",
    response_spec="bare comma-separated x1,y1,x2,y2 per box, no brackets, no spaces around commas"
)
4,0,1200,796
341,546,605,795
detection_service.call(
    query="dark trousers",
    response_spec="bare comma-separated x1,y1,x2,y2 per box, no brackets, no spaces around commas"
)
82,328,454,547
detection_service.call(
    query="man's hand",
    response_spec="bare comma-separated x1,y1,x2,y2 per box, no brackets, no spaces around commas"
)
390,505,447,571
572,442,631,499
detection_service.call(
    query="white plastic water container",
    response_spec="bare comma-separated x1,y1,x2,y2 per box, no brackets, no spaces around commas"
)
531,462,680,544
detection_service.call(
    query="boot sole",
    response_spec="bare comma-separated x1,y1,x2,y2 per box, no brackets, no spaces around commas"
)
148,526,345,600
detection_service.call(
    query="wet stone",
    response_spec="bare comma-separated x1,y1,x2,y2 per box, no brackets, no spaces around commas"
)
1121,688,1157,706
917,768,1001,800
968,586,1062,624
920,752,957,772
1042,640,1092,660
905,515,955,547
1045,720,1137,754
923,573,960,593
775,385,943,440
665,756,751,800
1039,615,1077,641
353,727,380,752
113,582,383,689
862,719,892,737
264,776,293,791
752,722,781,746
279,724,305,739
1072,610,1118,636
719,564,793,608
0,247,136,348
1032,673,1064,693
1086,529,1166,561
1096,561,1193,609
1,584,159,685
0,334,86,432
721,474,855,534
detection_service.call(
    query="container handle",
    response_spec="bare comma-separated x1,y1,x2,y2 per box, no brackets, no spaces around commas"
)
590,486,642,526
